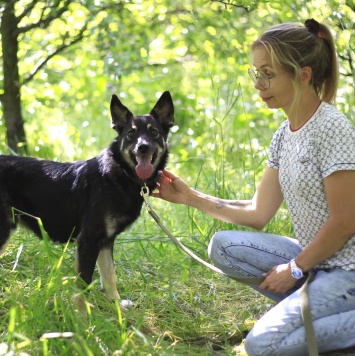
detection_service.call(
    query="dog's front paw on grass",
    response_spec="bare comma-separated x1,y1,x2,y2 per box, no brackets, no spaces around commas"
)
74,294,135,315
120,299,135,312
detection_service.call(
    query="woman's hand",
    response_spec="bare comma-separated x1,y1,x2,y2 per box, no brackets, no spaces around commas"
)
259,263,298,294
152,169,191,205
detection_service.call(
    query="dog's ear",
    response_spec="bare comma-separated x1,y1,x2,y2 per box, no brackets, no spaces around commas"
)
110,94,133,132
150,91,175,129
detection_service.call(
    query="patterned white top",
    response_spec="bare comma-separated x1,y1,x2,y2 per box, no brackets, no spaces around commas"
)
268,102,355,270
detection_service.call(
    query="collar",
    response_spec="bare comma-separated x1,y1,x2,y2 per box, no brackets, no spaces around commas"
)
122,168,155,187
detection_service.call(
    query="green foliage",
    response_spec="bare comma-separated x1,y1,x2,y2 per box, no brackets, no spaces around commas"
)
2,0,352,160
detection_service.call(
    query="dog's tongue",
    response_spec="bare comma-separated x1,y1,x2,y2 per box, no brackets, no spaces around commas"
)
135,156,153,179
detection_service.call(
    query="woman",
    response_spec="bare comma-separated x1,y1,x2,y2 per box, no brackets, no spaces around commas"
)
152,19,355,355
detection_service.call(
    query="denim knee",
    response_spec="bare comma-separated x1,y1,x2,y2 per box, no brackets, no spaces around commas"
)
244,328,262,356
244,327,276,356
207,231,226,263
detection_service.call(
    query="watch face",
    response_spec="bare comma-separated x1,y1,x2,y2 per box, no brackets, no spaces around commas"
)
292,269,303,279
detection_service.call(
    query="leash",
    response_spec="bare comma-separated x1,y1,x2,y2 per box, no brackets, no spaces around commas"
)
140,184,264,285
300,272,318,355
140,184,318,355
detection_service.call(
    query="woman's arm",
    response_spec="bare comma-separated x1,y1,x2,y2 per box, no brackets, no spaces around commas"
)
295,170,355,271
152,167,284,230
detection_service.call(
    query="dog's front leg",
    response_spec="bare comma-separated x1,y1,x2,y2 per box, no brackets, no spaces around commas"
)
97,246,120,300
97,246,134,312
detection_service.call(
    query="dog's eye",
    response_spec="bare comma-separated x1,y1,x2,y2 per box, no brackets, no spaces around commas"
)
151,129,159,137
127,130,136,139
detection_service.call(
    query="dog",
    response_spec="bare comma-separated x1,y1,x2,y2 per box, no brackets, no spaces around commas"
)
0,91,175,311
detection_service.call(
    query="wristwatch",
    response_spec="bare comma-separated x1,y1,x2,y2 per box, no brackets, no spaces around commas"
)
290,259,304,279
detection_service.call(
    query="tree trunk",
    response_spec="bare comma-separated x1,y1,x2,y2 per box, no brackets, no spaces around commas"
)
0,2,27,154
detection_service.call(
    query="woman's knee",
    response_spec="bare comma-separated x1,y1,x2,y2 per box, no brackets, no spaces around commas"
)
207,231,230,261
244,328,263,356
244,326,278,356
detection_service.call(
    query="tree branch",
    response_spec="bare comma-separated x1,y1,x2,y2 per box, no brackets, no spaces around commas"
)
22,22,89,85
16,0,72,34
17,0,40,22
211,0,252,12
339,51,354,77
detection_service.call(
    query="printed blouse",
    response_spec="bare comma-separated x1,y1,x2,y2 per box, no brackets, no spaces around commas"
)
268,102,355,270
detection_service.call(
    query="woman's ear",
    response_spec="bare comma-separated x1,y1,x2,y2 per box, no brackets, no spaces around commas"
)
301,66,313,85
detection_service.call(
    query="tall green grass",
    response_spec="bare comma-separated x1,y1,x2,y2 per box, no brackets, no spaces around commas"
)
0,92,289,355
0,226,273,355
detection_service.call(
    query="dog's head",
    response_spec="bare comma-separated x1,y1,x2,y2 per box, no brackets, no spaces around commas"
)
110,91,175,180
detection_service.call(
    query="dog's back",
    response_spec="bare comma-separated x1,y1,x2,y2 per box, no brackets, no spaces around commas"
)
0,155,88,240
0,145,155,243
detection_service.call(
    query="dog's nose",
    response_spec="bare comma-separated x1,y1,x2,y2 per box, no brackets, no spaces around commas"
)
138,144,150,154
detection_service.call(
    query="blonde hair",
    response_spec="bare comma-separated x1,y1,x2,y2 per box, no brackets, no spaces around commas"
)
252,20,339,106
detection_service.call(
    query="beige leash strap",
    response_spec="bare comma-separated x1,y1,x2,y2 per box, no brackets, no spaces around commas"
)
141,185,318,354
300,272,318,355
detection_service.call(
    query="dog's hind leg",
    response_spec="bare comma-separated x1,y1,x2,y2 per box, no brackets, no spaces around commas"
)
0,203,14,255
75,239,100,286
73,237,101,312
0,228,11,255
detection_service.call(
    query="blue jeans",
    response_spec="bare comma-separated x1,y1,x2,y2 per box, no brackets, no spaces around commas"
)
208,231,355,355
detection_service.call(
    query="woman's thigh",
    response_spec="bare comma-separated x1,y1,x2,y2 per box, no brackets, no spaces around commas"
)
208,230,303,301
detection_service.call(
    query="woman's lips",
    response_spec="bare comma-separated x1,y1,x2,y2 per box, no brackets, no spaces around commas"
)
262,96,273,102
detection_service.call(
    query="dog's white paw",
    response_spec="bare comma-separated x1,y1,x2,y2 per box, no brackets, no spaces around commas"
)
120,299,135,312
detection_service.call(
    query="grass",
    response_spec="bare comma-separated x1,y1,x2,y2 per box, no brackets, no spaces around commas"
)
0,219,274,355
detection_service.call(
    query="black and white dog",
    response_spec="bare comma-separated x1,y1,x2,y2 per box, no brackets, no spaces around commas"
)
0,91,174,311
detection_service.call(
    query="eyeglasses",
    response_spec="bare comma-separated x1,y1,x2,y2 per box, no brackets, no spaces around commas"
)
248,68,272,89
248,68,284,89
